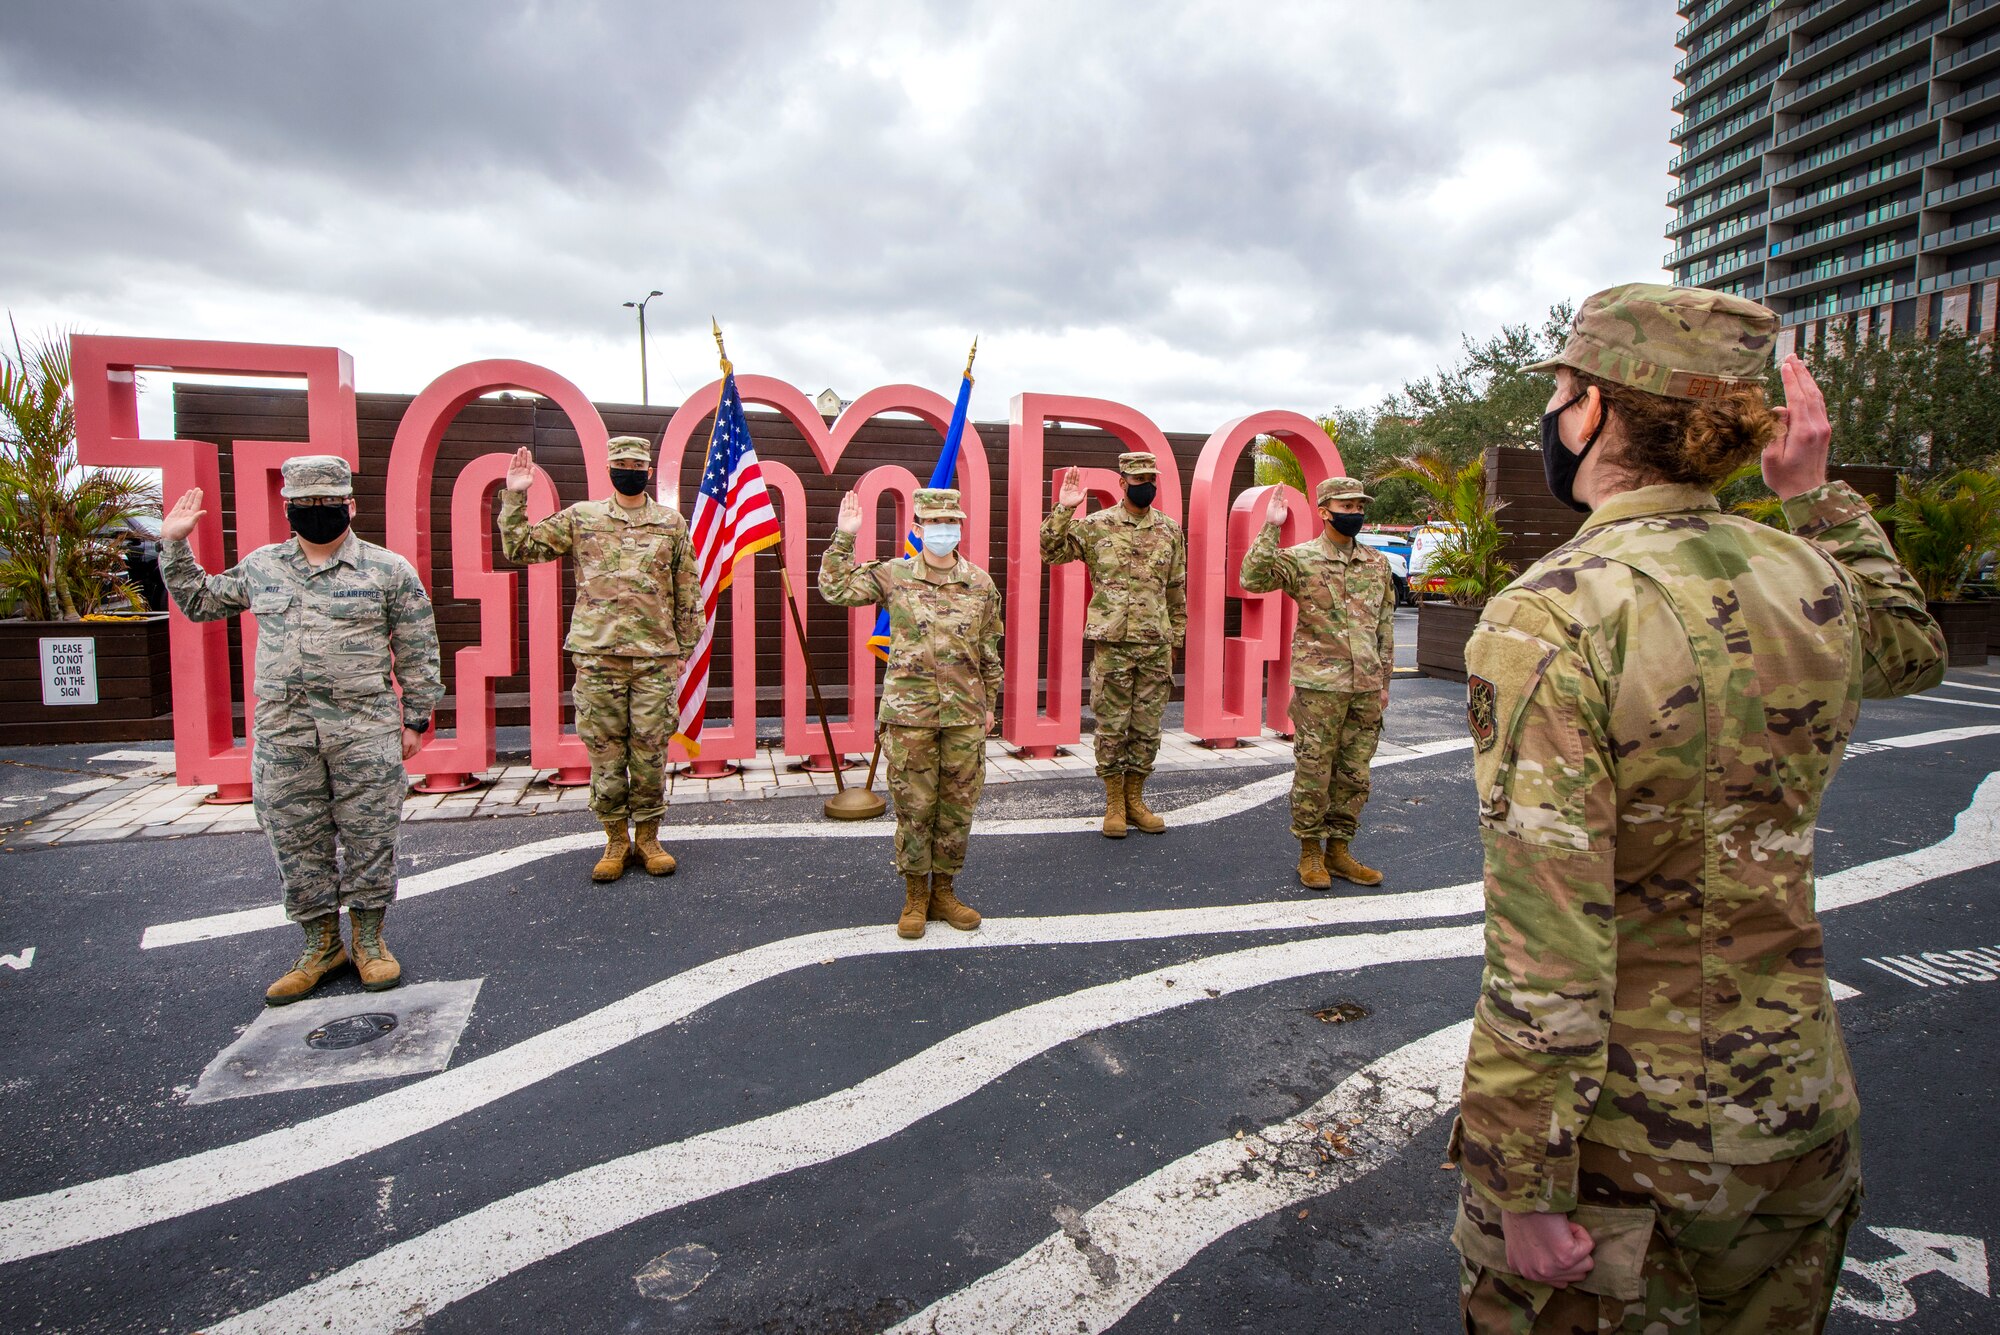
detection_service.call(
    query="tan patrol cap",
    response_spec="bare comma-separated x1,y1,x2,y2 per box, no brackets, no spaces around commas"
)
1522,282,1779,401
606,435,653,465
1117,452,1159,477
913,487,966,521
1317,477,1372,505
279,455,353,499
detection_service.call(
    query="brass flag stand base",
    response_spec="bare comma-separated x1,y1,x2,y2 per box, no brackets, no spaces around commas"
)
825,738,886,821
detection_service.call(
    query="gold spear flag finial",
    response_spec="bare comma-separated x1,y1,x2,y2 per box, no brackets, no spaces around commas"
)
965,335,979,378
711,317,731,376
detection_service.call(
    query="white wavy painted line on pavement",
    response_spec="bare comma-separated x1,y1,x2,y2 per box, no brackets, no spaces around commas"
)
1861,723,2000,749
884,770,2000,1334
203,927,1487,1335
1908,695,2000,711
138,738,1478,948
886,1022,1474,1335
0,884,1483,1266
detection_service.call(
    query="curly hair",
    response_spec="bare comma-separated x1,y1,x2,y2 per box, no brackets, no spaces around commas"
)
1568,370,1777,491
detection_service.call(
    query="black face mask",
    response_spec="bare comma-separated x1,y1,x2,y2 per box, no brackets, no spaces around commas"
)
1125,480,1157,509
1326,511,1366,538
287,503,352,545
1540,392,1607,514
608,467,651,497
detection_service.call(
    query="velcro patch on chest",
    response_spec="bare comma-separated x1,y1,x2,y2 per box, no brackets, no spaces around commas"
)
1467,674,1498,753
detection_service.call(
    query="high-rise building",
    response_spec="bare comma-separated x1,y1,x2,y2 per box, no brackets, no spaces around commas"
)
1669,0,2000,355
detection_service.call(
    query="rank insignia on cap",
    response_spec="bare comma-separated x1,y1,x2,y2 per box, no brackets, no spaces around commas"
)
1467,674,1498,753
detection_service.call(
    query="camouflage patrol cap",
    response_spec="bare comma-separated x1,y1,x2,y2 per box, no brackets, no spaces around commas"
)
1117,452,1159,477
606,436,653,465
1316,477,1372,505
1523,282,1779,400
913,487,966,521
279,455,353,499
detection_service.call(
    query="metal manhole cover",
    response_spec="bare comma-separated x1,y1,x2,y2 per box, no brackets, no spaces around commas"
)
304,1012,399,1051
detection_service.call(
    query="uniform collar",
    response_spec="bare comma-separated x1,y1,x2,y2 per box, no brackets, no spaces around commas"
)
911,553,975,584
285,530,362,572
1107,503,1157,529
1580,483,1720,532
605,495,669,525
1315,529,1363,560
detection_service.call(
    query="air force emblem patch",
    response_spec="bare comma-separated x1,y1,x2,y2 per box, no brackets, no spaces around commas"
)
1467,674,1498,752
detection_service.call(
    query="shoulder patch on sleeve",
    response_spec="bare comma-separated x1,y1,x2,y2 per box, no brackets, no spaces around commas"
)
1467,674,1498,752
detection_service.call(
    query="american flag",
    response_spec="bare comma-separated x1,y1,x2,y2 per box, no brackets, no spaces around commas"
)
674,371,780,754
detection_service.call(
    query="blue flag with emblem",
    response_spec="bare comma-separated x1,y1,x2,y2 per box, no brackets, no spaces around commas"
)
869,340,976,661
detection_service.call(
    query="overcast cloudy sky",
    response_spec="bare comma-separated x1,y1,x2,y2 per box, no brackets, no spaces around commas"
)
0,0,1677,435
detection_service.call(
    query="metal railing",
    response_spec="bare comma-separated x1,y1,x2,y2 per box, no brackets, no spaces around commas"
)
1940,119,2000,157
1782,277,1917,322
1936,26,2000,73
1772,144,1935,214
1676,23,1785,105
1919,254,2000,288
1766,238,1920,293
1771,194,1923,253
1671,176,1770,233
1790,0,1937,69
1774,8,1946,111
1934,71,2000,116
1666,212,1771,266
1768,107,1932,184
1773,63,1929,146
1927,164,2000,204
1676,65,1783,138
1677,0,1782,76
1921,211,2000,247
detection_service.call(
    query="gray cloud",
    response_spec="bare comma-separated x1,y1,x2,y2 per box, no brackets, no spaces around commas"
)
0,0,1678,428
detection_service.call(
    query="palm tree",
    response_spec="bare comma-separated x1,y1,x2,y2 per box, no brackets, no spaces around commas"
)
0,323,158,619
1371,449,1513,606
1881,468,2000,602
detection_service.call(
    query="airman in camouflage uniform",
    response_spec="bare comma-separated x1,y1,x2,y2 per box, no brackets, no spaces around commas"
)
1239,477,1395,890
499,436,703,883
159,457,443,1005
1451,285,1946,1333
820,486,1002,938
1041,453,1187,837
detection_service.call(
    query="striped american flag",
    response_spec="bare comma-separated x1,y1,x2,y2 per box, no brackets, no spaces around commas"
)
674,371,780,754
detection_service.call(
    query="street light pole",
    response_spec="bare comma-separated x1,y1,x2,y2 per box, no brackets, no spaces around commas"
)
621,289,664,405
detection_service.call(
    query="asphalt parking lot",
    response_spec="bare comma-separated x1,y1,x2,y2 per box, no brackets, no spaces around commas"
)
1,657,1997,1334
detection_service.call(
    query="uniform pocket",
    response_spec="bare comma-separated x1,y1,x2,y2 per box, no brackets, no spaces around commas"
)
249,591,295,617
1570,1204,1654,1301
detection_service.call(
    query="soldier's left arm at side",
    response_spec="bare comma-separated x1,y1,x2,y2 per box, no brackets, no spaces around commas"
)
384,557,446,721
666,521,704,654
1456,589,1619,1217
1166,517,1188,644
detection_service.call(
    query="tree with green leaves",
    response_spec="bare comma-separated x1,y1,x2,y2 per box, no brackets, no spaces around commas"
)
1371,449,1514,606
0,323,158,619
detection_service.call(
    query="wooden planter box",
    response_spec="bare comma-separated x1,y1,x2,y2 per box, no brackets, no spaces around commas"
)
0,616,174,743
1416,601,1485,683
1929,601,1994,668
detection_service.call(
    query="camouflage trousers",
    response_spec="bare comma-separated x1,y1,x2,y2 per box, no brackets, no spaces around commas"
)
883,724,986,875
1457,1131,1861,1334
1287,686,1383,841
573,653,682,825
250,693,407,924
1089,640,1173,778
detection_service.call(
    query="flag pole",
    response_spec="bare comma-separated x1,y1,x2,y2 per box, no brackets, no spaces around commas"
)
711,321,879,818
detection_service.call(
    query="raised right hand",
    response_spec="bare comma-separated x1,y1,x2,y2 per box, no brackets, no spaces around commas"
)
1057,466,1084,510
837,491,863,535
161,489,206,542
1765,355,1831,502
1266,487,1288,526
505,447,535,493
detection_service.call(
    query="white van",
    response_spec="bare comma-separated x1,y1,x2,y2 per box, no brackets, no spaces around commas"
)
1406,524,1461,600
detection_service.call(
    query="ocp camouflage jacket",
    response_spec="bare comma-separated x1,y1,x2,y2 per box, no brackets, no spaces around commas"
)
819,533,1003,729
498,493,703,659
1239,524,1395,692
1456,481,1945,1214
1039,503,1186,645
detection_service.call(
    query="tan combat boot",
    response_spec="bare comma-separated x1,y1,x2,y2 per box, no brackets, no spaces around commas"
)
1101,774,1128,838
347,906,402,992
1297,837,1332,891
1124,773,1166,834
592,820,632,882
632,820,677,876
1326,840,1384,887
898,874,931,939
927,872,981,931
265,915,347,1006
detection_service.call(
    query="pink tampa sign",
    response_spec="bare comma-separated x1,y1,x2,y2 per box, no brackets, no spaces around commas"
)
71,335,1347,798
